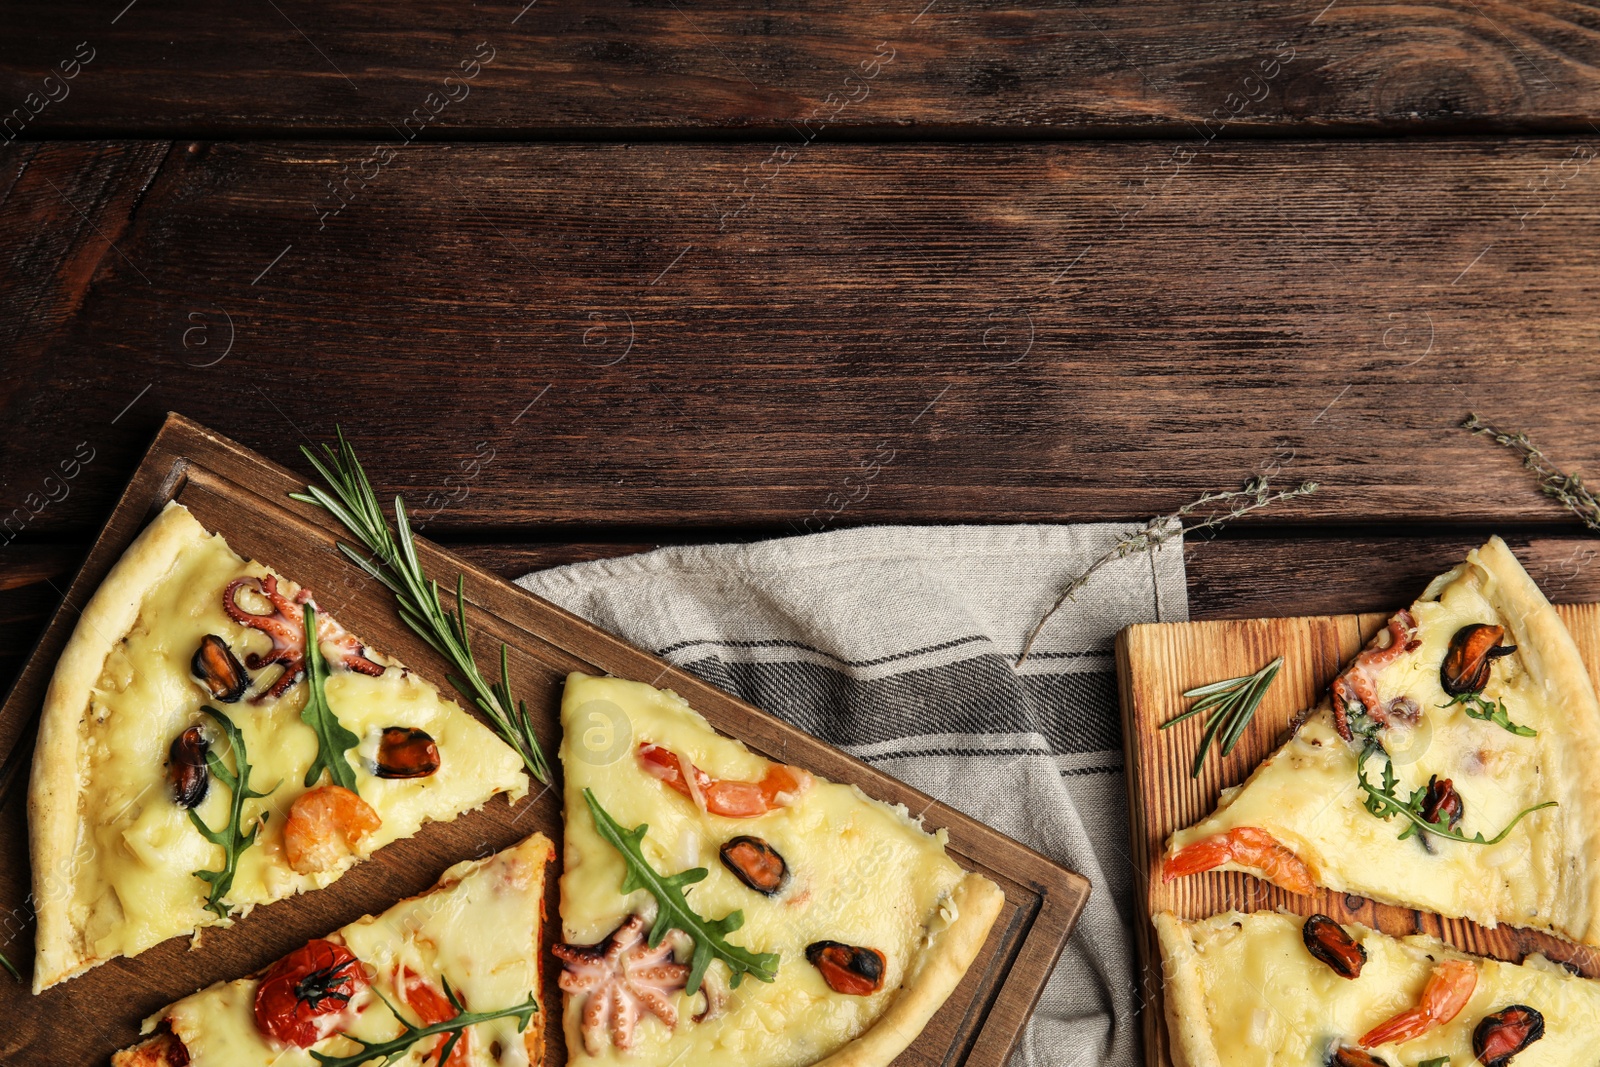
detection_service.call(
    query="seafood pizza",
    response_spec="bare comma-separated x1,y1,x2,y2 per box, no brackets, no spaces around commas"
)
1156,911,1599,1067
555,673,1003,1067
29,501,528,991
113,832,552,1067
1162,537,1600,945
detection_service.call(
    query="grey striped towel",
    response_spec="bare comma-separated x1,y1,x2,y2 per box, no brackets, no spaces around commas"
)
517,523,1188,1066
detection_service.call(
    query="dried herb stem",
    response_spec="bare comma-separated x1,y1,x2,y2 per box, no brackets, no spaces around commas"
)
1462,413,1600,530
1016,475,1318,666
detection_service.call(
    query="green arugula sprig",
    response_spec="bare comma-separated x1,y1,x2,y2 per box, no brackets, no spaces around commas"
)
291,430,549,784
1161,657,1283,777
302,604,361,791
1356,745,1554,846
584,789,780,992
309,977,538,1067
189,706,277,918
1441,691,1536,738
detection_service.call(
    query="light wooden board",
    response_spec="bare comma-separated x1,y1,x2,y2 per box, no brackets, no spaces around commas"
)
1118,602,1600,1067
0,412,1088,1065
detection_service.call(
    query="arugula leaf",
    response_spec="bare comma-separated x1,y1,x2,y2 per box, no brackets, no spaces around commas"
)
188,706,277,918
300,604,361,792
583,788,780,992
1440,691,1537,737
1418,1058,1451,1067
1356,744,1555,846
309,977,537,1067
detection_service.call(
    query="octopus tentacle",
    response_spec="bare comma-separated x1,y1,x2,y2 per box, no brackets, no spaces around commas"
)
223,575,385,701
1331,609,1421,740
554,914,692,1052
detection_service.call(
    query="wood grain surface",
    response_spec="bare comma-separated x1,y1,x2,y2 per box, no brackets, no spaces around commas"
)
0,413,1086,1066
1119,602,1600,1067
4,138,1600,535
4,2,1600,137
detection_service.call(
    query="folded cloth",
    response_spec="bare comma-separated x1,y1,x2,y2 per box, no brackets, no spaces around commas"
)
517,522,1187,1066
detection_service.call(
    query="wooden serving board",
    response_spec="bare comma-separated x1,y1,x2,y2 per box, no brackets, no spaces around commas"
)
1118,605,1600,1067
0,413,1089,1066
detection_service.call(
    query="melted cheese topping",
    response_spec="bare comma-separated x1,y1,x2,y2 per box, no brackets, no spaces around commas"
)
151,833,551,1067
558,673,967,1066
72,507,527,965
1166,910,1600,1066
1168,562,1570,934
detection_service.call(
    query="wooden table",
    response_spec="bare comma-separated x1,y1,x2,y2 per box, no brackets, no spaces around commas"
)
3,0,1600,1012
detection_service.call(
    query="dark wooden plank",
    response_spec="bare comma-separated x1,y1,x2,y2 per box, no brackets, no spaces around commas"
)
4,2,1600,136
4,139,1600,532
1185,533,1600,619
0,413,1085,1066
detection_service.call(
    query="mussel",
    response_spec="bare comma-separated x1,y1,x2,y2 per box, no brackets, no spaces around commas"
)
374,727,440,779
806,941,886,996
1473,1004,1545,1066
1301,914,1366,980
1328,1048,1389,1067
719,835,789,895
191,634,249,703
1421,776,1464,830
1442,623,1516,696
169,725,211,808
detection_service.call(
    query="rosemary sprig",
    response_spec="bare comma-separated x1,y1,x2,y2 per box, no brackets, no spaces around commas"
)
0,949,19,982
584,788,780,992
1440,692,1536,738
290,429,550,784
302,605,361,792
309,977,537,1067
1161,657,1283,778
1017,474,1318,666
1356,745,1554,846
189,706,276,918
1462,413,1600,530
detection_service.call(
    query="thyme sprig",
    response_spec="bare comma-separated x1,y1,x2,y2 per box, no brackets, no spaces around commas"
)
1441,691,1536,738
1161,657,1283,777
1016,474,1318,666
309,977,538,1067
1356,745,1554,846
1462,413,1600,530
302,605,361,792
291,429,550,783
584,789,780,992
189,706,276,918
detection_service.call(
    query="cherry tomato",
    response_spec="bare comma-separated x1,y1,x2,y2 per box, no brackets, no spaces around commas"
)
253,939,367,1048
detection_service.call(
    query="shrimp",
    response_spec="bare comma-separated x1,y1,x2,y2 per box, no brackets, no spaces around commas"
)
1359,958,1477,1048
282,785,382,874
1161,826,1316,895
636,743,811,818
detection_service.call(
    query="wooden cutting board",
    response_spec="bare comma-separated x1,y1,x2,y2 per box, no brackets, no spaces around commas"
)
1118,603,1600,1067
0,413,1089,1066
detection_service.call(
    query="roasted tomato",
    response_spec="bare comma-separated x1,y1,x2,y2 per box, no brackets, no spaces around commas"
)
396,966,470,1067
253,939,368,1048
806,941,886,996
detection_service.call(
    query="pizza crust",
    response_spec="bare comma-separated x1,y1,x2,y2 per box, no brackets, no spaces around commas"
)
1464,536,1600,946
1151,913,1222,1067
30,500,206,993
810,874,1004,1067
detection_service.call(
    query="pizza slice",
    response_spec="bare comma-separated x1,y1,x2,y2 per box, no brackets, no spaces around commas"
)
112,831,552,1067
1156,910,1595,1067
555,672,1004,1066
30,501,529,992
1161,536,1600,945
